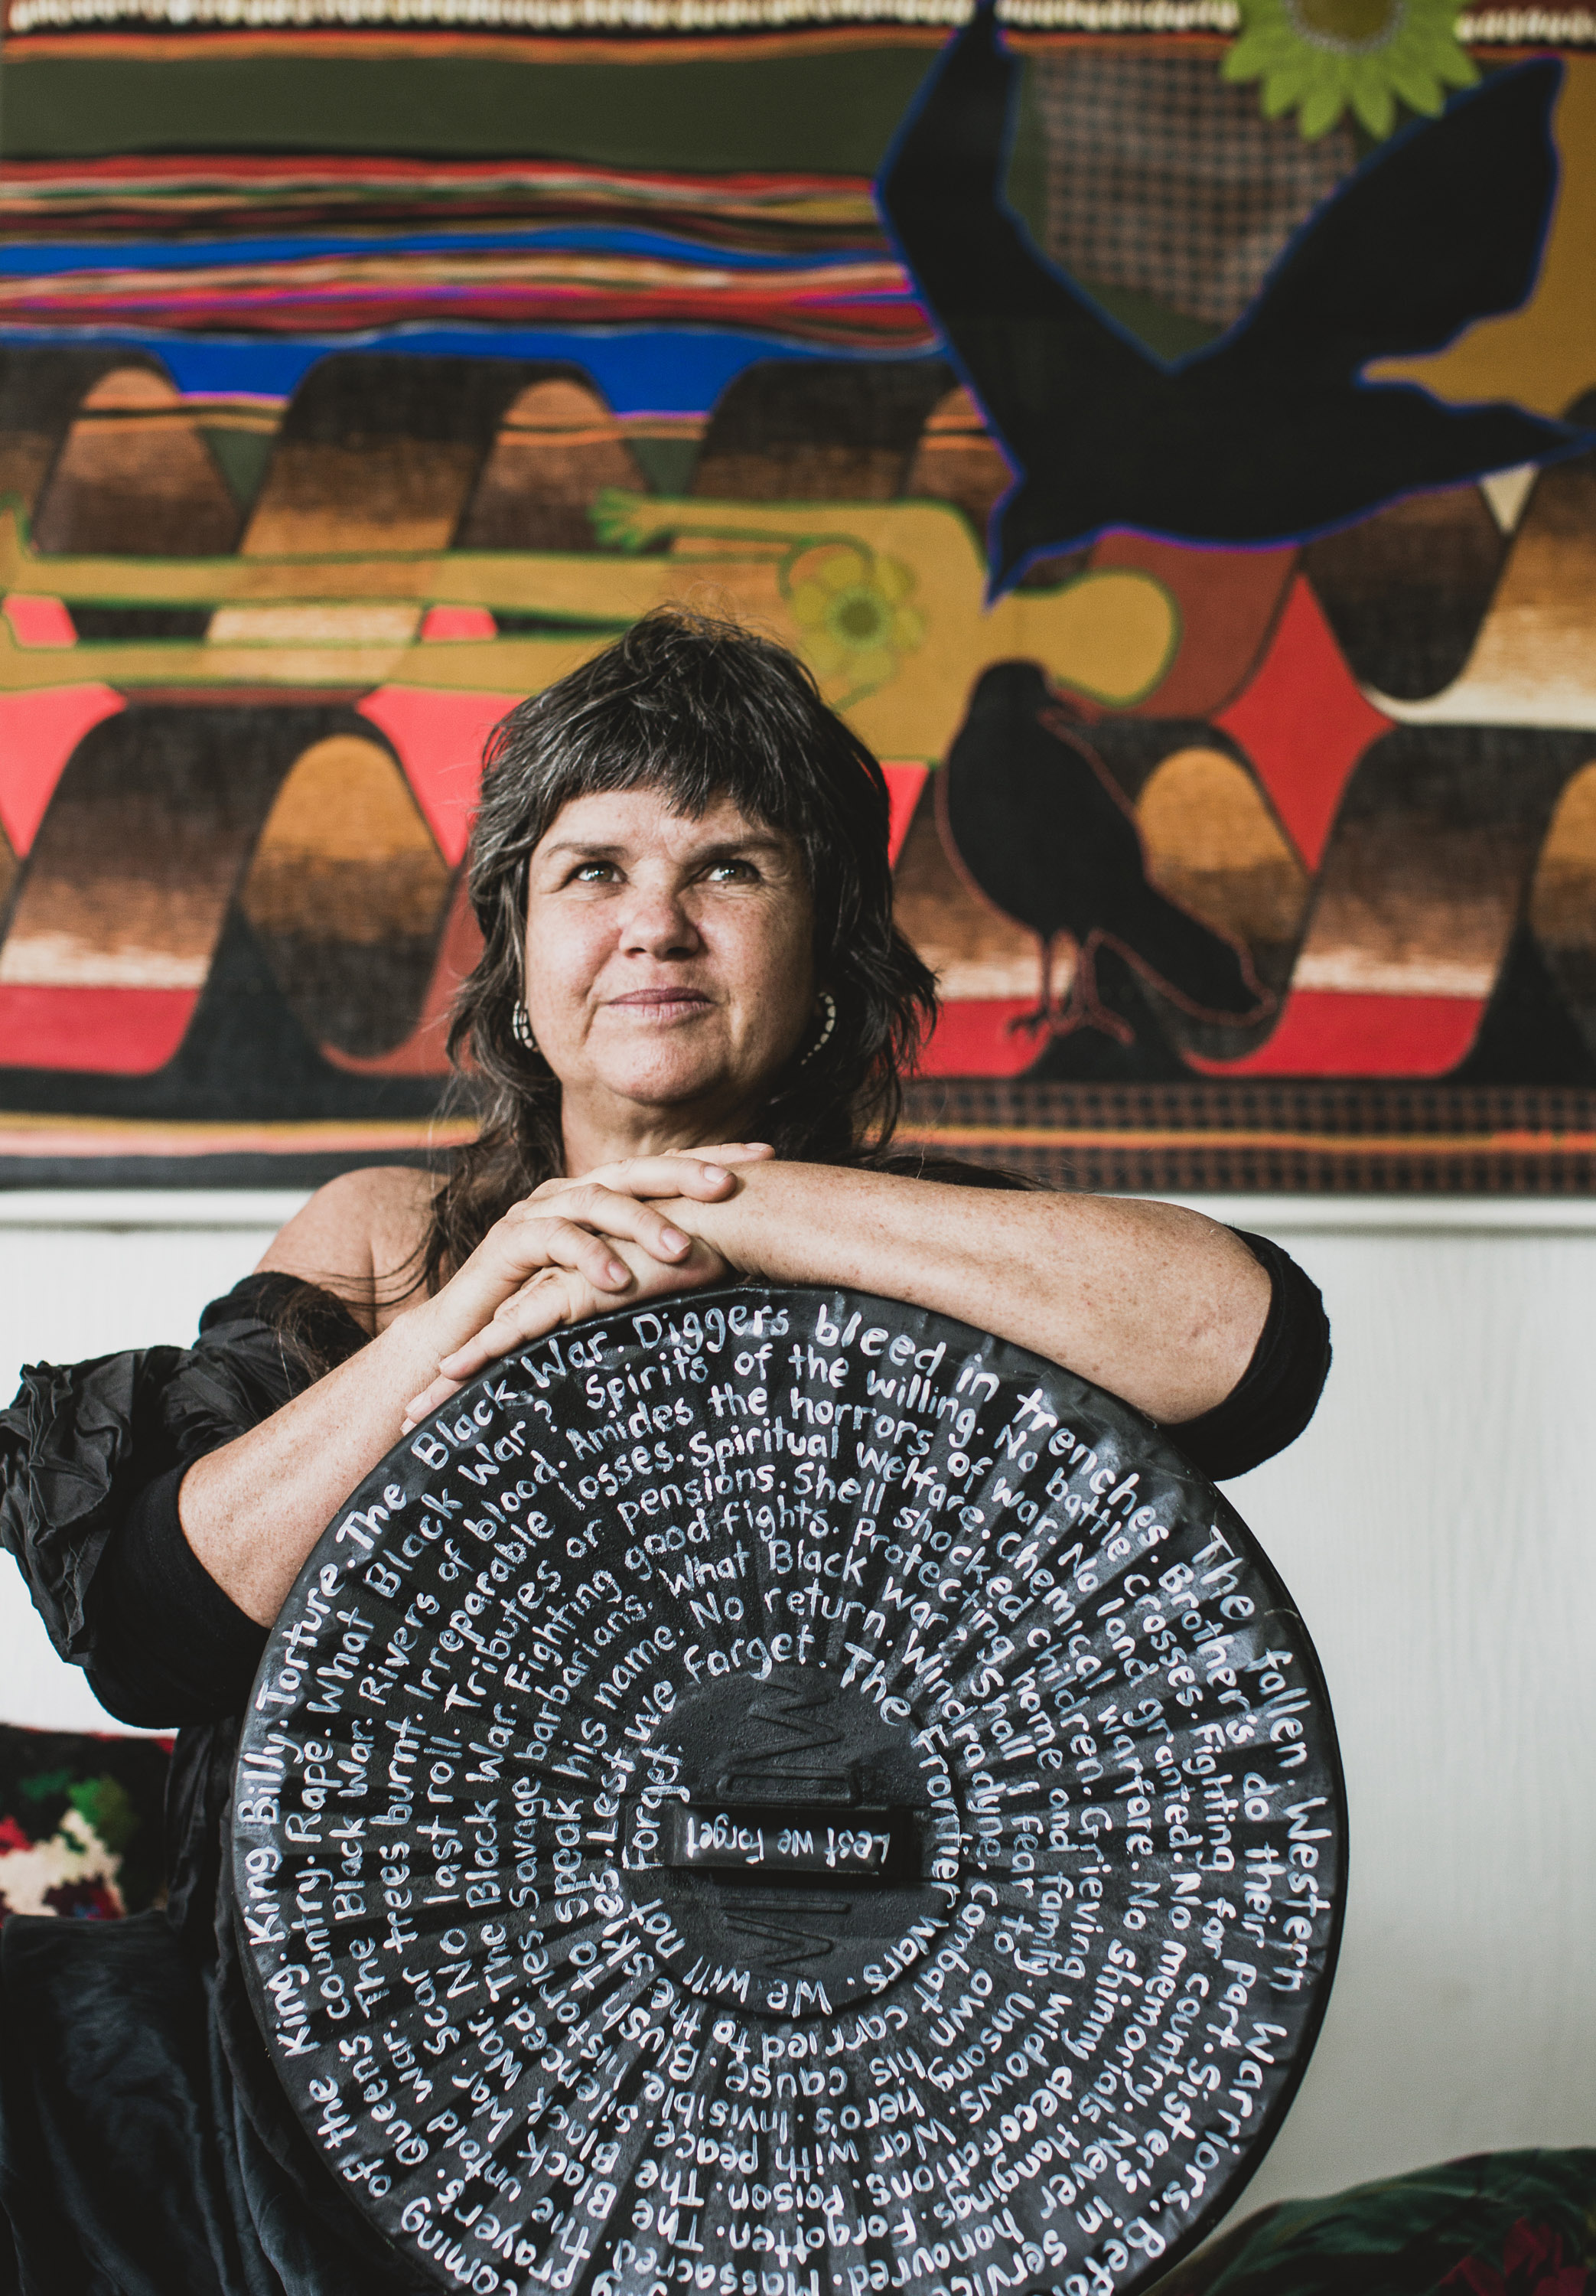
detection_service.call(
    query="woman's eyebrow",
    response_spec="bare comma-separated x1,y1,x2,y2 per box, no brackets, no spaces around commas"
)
692,834,790,860
538,833,790,863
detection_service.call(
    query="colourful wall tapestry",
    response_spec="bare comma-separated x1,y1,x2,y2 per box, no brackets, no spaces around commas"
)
3,0,1596,1190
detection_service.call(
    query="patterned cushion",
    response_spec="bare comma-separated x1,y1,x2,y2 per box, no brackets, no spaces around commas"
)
0,1724,170,1924
1154,2150,1596,2296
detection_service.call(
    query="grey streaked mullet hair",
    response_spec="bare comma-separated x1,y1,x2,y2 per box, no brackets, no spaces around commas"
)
420,607,938,1292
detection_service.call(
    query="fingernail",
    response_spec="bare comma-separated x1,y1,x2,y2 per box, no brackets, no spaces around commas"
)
700,1166,728,1185
662,1227,689,1251
607,1261,629,1283
401,1418,415,1435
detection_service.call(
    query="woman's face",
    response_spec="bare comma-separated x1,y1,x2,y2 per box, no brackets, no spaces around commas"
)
523,784,817,1144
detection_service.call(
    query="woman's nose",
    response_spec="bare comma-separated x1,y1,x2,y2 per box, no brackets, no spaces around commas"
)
618,883,701,956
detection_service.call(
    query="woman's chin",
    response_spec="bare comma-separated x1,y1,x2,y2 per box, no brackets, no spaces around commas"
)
587,1049,749,1118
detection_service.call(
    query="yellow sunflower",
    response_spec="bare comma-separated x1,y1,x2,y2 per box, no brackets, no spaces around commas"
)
787,543,926,707
1223,0,1477,140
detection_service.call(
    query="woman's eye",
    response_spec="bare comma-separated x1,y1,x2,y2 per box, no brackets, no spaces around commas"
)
706,858,757,883
571,861,617,884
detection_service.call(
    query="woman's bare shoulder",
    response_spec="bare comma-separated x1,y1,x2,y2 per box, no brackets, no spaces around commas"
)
254,1166,441,1328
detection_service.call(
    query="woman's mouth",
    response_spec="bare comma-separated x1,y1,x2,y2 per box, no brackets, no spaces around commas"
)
604,989,712,1017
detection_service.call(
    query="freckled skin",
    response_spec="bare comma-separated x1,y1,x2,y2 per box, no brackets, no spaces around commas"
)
184,783,1272,1627
521,789,817,1169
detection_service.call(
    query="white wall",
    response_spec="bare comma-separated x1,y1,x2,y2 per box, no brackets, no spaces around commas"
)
1,1192,1591,2213
0,1193,298,1730
1217,1201,1596,2212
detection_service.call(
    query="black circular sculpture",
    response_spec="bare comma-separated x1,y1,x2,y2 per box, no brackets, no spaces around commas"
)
235,1287,1344,2296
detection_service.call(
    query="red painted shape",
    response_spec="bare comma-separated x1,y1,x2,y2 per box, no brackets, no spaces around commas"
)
1215,577,1392,870
919,998,1045,1078
1087,535,1296,722
0,685,126,855
0,985,198,1073
420,605,497,641
881,762,929,867
322,875,484,1077
3,595,77,647
357,686,510,868
1189,989,1487,1078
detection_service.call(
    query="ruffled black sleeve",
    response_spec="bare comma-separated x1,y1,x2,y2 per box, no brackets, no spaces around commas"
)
1162,1230,1331,1481
0,1342,187,1666
0,1274,368,1722
83,1466,275,1725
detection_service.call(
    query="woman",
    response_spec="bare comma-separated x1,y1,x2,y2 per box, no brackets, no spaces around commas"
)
0,611,1329,2294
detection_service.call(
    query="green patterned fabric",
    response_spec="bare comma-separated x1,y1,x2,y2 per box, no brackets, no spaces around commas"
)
0,1724,171,1925
1153,2151,1596,2296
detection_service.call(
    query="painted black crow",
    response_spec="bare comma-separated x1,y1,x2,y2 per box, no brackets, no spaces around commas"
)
940,664,1272,1039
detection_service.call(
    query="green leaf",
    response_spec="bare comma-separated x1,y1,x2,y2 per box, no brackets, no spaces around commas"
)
1300,77,1354,136
1349,68,1397,136
68,1776,138,1855
1257,51,1320,116
1436,36,1481,84
589,487,652,553
1388,59,1446,112
18,1767,73,1803
1223,26,1288,77
1221,38,1267,80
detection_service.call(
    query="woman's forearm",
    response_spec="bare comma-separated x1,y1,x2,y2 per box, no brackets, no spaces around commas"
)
673,1166,1270,1424
179,1152,764,1626
210,1167,1266,1629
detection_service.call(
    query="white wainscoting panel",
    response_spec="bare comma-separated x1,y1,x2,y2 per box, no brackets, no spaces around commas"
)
0,1192,1591,2209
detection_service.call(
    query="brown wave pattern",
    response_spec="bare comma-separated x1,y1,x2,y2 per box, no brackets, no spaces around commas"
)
5,700,1596,1087
5,349,1596,1101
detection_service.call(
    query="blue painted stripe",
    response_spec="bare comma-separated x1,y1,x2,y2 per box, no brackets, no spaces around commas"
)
0,322,945,412
0,224,886,278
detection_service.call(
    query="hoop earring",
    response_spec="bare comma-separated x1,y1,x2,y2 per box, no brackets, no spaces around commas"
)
800,990,837,1067
511,1003,539,1053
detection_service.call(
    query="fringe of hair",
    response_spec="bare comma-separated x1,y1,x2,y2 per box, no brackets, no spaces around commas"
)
418,607,939,1293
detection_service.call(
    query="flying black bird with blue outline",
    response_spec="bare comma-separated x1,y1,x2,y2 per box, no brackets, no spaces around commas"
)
878,7,1581,592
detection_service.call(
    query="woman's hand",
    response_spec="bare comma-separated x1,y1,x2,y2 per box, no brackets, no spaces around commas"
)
402,1143,768,1425
518,1144,769,1296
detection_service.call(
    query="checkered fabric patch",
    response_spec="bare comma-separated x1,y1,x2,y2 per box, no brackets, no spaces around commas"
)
1037,51,1358,329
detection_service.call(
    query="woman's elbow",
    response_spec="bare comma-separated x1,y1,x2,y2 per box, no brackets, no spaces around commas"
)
82,1657,197,1732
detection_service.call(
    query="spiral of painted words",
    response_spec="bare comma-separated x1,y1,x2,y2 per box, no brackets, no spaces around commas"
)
234,1287,1344,2296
